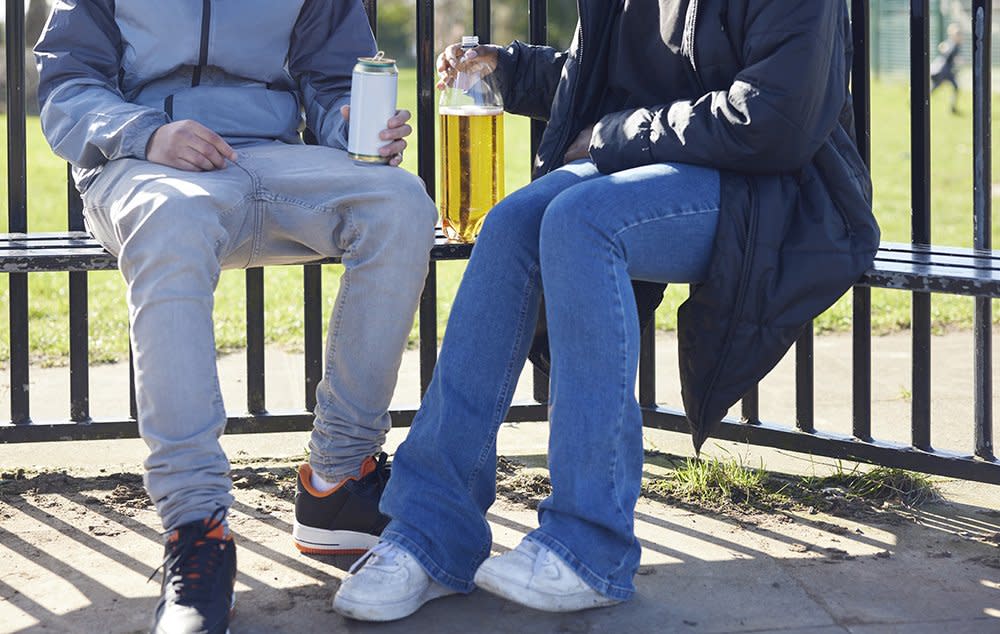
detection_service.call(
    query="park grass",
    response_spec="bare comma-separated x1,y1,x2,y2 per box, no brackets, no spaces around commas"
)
640,454,940,513
1,73,998,366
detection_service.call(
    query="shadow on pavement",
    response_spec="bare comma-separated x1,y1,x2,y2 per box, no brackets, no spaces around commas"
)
1,463,998,633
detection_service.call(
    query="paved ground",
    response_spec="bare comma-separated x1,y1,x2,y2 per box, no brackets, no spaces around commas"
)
1,330,999,633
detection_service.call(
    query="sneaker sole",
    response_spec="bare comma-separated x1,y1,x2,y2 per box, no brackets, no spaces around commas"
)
474,565,620,613
333,584,455,622
152,595,234,634
292,522,379,555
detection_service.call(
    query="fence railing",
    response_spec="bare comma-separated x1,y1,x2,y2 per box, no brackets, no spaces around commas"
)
2,1,997,486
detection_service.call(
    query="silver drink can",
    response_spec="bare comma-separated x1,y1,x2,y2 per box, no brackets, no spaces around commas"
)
348,52,398,163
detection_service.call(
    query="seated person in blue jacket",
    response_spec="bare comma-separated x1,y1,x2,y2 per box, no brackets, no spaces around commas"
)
35,1,436,632
333,0,879,622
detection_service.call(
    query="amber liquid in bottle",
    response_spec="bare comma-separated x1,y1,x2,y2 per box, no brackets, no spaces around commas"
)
439,105,505,243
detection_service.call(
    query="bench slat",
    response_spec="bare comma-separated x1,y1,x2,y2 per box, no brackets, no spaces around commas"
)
4,233,999,296
0,231,472,272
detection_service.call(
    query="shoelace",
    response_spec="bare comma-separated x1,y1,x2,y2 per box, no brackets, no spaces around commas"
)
149,507,229,602
370,452,391,491
348,540,401,575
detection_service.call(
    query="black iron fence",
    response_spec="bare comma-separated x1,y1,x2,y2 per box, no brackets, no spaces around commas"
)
2,1,998,485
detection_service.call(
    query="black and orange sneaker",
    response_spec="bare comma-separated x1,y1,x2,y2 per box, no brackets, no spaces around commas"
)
150,507,236,634
292,453,391,555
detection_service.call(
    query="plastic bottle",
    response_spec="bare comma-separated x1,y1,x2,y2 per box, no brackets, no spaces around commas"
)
438,35,505,243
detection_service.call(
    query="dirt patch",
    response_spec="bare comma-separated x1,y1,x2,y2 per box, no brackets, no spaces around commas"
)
231,466,297,499
496,456,551,509
494,455,919,528
104,479,152,511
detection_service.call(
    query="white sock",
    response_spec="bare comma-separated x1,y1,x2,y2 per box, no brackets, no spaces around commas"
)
310,470,338,493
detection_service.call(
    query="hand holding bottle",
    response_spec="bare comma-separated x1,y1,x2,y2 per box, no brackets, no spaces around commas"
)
436,41,500,90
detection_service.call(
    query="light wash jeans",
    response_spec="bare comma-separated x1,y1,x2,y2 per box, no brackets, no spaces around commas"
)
380,160,720,601
82,142,437,530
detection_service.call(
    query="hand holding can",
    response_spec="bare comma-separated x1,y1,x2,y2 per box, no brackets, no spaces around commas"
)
347,52,399,163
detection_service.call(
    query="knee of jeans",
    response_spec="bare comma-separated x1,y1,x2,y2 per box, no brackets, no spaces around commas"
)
539,191,615,265
376,169,438,240
476,193,546,248
350,182,437,267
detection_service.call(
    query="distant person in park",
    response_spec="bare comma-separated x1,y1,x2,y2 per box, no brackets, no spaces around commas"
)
34,1,436,632
333,0,880,622
931,23,963,114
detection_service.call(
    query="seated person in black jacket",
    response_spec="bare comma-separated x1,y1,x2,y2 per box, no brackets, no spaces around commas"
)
333,1,879,621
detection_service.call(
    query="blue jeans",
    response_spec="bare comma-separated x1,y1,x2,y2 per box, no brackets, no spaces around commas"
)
380,160,720,600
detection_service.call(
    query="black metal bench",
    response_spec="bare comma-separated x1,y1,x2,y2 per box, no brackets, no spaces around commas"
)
5,235,999,294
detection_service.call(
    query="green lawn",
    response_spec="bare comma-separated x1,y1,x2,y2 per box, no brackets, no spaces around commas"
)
1,75,998,365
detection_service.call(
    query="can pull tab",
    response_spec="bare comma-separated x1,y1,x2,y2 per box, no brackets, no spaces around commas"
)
372,51,385,61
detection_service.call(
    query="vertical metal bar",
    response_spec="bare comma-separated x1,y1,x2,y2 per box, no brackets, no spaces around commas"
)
528,0,547,156
638,321,656,407
795,326,815,433
528,0,549,404
362,0,377,36
68,273,90,422
473,0,491,41
416,0,437,396
852,288,873,440
741,387,759,425
67,165,85,230
851,0,872,170
419,265,437,396
246,269,266,414
909,0,932,241
303,265,323,412
67,168,90,422
9,276,29,424
8,0,29,424
972,1,993,461
851,0,873,442
910,0,932,451
7,0,27,233
416,0,435,194
129,339,138,420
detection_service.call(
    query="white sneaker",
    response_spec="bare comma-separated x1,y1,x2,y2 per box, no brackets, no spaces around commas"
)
474,540,621,612
333,541,457,622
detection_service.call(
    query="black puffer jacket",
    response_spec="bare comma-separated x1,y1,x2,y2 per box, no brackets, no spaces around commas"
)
494,0,880,450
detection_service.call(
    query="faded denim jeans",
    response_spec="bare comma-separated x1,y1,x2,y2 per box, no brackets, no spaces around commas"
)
82,142,437,530
380,159,720,601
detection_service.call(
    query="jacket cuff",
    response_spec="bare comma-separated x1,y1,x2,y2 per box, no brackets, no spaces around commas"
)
590,108,653,174
494,43,520,110
330,116,349,151
121,114,169,161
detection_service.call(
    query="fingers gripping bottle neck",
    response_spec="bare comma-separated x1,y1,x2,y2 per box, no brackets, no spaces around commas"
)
439,35,505,243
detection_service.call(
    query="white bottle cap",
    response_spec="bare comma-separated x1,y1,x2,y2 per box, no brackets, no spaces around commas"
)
462,35,480,48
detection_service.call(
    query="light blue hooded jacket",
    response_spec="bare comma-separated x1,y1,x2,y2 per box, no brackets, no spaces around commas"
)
34,0,377,191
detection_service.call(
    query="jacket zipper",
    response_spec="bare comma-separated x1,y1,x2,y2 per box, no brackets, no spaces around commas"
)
191,0,212,87
682,0,708,95
695,177,760,443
